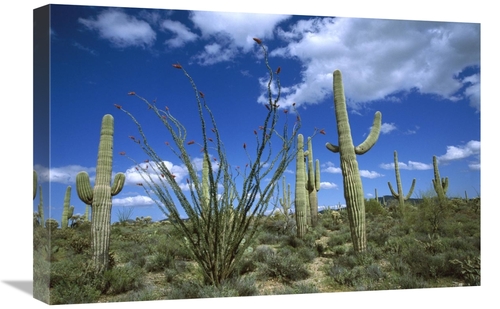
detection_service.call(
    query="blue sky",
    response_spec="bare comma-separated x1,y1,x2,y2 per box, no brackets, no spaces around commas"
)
32,4,480,224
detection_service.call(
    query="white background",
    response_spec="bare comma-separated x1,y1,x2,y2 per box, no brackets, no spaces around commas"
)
2,1,495,308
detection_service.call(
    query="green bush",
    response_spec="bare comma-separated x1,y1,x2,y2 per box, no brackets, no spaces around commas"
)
100,265,145,295
257,248,310,283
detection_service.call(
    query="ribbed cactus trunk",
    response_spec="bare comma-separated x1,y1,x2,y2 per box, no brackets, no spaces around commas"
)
326,70,381,253
387,150,416,208
76,114,125,274
432,155,448,203
61,186,72,229
33,170,38,200
38,185,44,225
306,137,320,227
279,176,291,216
295,134,308,238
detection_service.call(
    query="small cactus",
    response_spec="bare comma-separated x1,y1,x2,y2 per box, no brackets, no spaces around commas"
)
306,137,321,227
61,186,72,229
387,150,416,208
432,155,448,203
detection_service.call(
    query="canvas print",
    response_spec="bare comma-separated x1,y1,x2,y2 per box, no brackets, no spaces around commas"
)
33,4,480,305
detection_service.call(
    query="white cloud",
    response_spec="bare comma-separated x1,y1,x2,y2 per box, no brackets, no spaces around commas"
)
113,195,155,207
380,123,397,134
79,9,156,48
359,170,383,179
161,19,198,48
380,161,432,171
320,182,338,189
321,161,341,174
269,17,480,110
189,11,291,65
34,164,95,184
438,140,480,163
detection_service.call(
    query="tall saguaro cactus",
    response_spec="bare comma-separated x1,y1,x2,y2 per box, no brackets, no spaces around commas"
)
325,70,382,253
306,137,321,227
432,155,448,203
387,150,416,208
295,134,308,238
76,114,125,273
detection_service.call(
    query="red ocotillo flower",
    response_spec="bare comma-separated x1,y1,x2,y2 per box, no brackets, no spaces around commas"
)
128,91,136,96
253,37,262,45
165,106,169,111
211,128,216,133
128,135,135,140
187,140,195,145
275,67,281,74
199,91,205,98
319,129,326,135
243,143,246,149
137,183,143,186
114,104,122,109
253,130,257,135
208,138,213,142
284,109,288,114
165,141,169,146
119,151,126,156
172,63,182,69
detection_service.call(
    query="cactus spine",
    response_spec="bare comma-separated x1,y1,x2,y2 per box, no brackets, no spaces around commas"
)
325,70,382,253
295,134,308,238
76,114,125,273
306,137,320,227
432,155,448,203
387,150,416,208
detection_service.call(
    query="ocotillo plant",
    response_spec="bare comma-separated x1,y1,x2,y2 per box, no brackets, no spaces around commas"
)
295,134,308,238
61,186,72,230
387,150,416,208
76,114,126,274
306,136,321,227
432,155,448,203
325,70,382,253
117,38,300,287
33,170,38,200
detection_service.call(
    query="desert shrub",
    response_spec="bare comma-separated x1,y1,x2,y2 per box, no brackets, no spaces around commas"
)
325,264,364,287
270,282,320,295
394,273,429,289
100,265,144,295
257,248,310,283
450,256,480,286
365,199,388,217
50,280,101,305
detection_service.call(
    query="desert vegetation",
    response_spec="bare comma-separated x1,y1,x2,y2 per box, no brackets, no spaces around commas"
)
33,38,480,305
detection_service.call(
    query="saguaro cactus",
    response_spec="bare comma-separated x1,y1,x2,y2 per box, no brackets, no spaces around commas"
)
325,70,382,253
279,176,292,216
432,155,448,203
37,185,44,225
33,170,38,200
387,150,416,208
76,114,125,273
295,134,308,238
61,186,72,229
306,137,321,227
